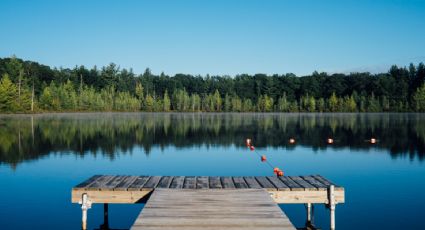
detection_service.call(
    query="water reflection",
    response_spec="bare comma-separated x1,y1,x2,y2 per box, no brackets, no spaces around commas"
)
1,113,424,168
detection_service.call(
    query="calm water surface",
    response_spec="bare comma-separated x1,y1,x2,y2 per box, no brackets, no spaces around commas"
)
0,113,424,230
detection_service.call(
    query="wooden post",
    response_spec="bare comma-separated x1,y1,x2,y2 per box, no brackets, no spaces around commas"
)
80,193,91,230
329,185,336,230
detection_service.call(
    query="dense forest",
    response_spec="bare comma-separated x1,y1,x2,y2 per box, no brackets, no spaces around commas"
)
1,56,425,113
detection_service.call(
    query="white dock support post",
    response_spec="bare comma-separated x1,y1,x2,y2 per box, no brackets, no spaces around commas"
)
80,193,92,230
329,185,336,230
306,203,312,225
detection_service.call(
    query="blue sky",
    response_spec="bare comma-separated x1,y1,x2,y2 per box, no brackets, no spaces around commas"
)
0,0,424,76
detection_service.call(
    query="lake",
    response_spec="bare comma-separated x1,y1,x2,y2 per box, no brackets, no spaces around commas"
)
0,113,424,230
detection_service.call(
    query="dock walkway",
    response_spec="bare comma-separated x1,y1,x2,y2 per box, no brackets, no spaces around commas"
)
132,189,296,230
72,175,344,230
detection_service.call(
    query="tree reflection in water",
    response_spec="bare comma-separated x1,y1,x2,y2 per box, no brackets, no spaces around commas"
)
0,113,424,169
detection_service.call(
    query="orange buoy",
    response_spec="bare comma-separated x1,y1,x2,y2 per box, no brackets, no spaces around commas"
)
246,138,252,147
289,138,296,144
370,138,377,144
277,170,284,177
327,138,334,144
261,155,266,162
250,145,255,151
273,167,280,173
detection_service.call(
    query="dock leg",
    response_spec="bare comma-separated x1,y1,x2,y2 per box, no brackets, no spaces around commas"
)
329,185,336,230
101,203,109,230
305,203,315,229
306,203,312,226
80,193,92,230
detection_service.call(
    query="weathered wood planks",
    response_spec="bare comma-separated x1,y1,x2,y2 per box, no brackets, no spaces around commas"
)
71,175,345,204
73,175,343,191
131,189,296,230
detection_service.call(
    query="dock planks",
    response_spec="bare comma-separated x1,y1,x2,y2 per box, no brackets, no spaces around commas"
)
73,175,343,192
131,189,296,230
72,175,345,204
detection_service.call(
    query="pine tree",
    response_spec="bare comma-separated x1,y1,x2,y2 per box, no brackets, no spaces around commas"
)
144,94,155,111
163,90,171,112
0,74,18,112
329,92,338,112
413,84,425,112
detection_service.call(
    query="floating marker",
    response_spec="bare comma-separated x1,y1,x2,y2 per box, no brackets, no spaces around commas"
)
277,170,284,177
246,138,252,147
327,138,334,144
261,155,266,162
370,138,377,144
273,167,280,173
250,145,255,151
289,138,296,144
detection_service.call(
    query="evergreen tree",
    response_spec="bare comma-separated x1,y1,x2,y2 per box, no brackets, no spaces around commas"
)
368,93,381,112
213,90,222,112
224,94,231,112
163,90,171,112
345,95,357,112
413,84,425,112
144,94,155,111
329,92,338,112
0,74,18,112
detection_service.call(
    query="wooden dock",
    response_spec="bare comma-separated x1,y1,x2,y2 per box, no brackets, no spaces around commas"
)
72,175,344,230
132,189,295,230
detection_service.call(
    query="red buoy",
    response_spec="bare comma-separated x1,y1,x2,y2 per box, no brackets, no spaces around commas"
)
327,138,334,144
250,145,255,151
261,155,266,162
277,170,284,177
273,167,280,173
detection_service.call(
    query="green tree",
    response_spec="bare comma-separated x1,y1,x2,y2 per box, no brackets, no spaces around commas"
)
368,93,381,112
242,98,253,112
144,94,155,111
307,96,316,112
343,95,357,112
163,90,171,112
135,82,144,108
317,98,325,112
213,90,222,111
39,85,53,110
277,93,289,112
328,92,338,112
413,84,425,112
231,95,242,112
224,94,231,112
190,93,201,111
0,74,18,112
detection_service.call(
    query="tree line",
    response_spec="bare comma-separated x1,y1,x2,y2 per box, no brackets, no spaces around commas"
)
1,56,425,113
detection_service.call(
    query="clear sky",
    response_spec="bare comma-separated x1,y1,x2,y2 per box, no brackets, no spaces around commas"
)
1,0,424,76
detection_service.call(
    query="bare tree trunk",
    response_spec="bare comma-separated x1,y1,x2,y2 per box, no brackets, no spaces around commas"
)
18,70,22,107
